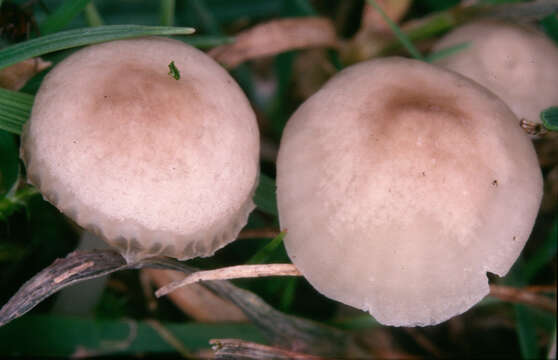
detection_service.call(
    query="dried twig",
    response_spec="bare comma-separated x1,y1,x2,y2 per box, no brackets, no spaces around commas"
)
146,319,193,358
238,228,281,239
489,284,556,313
139,270,158,312
403,328,444,358
143,257,349,357
210,339,329,360
525,285,557,294
144,269,247,322
155,264,301,298
0,250,127,327
0,250,349,356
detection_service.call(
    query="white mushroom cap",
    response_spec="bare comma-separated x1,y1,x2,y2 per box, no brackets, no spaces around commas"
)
22,37,260,262
432,20,558,126
276,57,542,327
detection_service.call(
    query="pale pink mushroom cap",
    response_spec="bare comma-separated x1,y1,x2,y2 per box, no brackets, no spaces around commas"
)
433,20,558,125
22,38,260,262
277,57,542,326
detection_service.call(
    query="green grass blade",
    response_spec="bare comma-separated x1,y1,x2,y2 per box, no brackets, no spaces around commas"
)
181,35,234,48
0,25,195,70
366,0,423,60
254,173,278,216
39,0,91,35
0,315,265,357
426,42,470,63
0,89,34,135
541,106,558,131
279,277,297,311
523,217,557,281
85,1,104,27
0,186,39,220
0,130,19,196
160,0,175,26
516,305,540,359
247,231,286,264
190,0,221,35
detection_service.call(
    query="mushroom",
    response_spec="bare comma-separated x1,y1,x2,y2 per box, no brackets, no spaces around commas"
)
432,20,558,129
21,37,260,262
276,57,543,326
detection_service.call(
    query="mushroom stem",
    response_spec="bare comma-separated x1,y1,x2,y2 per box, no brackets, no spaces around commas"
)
155,264,301,297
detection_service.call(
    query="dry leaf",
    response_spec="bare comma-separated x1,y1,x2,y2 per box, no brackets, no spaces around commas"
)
0,57,51,90
209,17,339,68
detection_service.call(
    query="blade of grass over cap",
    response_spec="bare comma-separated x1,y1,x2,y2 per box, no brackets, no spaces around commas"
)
0,25,195,70
426,42,470,63
366,0,423,60
39,0,91,35
0,88,34,134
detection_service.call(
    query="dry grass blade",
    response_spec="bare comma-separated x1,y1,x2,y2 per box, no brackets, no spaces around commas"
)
143,257,349,357
489,284,557,313
209,17,338,68
238,228,281,239
210,339,330,359
0,251,349,356
155,264,301,297
146,319,193,358
144,269,247,322
403,328,444,358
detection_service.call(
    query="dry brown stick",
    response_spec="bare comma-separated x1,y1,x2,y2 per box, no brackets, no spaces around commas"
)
404,328,445,358
155,263,556,313
210,338,329,360
144,269,247,322
525,285,557,294
139,270,158,312
156,264,301,298
489,284,557,313
146,319,193,358
238,228,281,239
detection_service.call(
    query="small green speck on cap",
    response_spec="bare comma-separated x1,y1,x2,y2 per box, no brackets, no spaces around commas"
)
168,61,180,80
540,106,558,131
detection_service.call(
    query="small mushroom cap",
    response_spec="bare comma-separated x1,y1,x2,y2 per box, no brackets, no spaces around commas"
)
22,37,260,262
433,20,558,125
277,57,542,326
